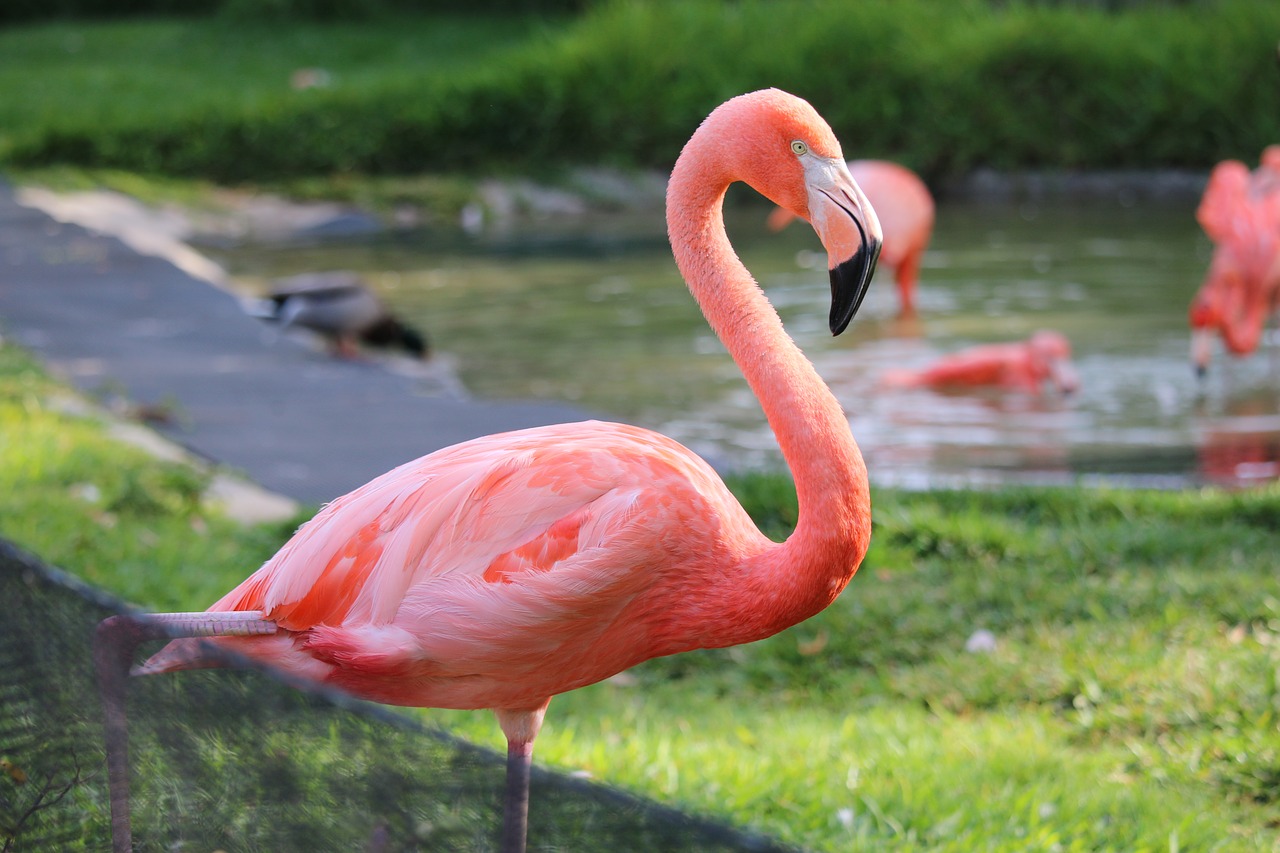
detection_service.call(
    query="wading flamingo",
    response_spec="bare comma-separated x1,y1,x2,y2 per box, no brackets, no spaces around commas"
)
769,159,933,316
95,89,883,853
1189,154,1280,375
247,271,429,359
882,330,1079,395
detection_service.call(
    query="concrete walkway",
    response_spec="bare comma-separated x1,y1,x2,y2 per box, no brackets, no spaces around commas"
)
0,180,596,508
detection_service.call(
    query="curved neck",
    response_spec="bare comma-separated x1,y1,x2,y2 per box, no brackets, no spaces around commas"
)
666,145,871,607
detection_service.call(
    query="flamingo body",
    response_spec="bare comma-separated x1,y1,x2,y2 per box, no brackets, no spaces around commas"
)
1190,153,1280,372
770,159,933,315
145,420,805,712
140,87,884,815
884,331,1078,394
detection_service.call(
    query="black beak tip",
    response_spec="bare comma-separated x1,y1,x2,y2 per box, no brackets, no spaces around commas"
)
1194,363,1207,380
828,240,882,336
829,302,854,336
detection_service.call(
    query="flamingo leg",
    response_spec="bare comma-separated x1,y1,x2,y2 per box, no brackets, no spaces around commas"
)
93,611,275,853
895,252,921,318
95,615,159,853
501,740,533,853
102,610,537,850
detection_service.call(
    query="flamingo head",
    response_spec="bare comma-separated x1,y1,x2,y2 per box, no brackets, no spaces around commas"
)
1188,291,1225,377
1187,237,1264,376
1189,294,1222,331
1261,145,1280,174
705,89,884,335
1027,330,1079,394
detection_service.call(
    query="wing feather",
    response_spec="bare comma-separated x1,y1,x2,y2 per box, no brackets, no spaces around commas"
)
211,422,707,632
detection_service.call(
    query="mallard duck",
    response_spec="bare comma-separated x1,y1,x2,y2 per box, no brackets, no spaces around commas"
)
249,271,428,359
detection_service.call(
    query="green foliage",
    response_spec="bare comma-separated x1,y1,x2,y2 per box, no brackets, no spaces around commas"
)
2,1,1279,181
4,339,1280,849
0,14,556,178
0,0,588,25
0,344,302,610
0,0,214,25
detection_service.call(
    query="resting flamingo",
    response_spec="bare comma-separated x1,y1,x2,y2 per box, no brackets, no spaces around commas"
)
95,89,883,853
1189,153,1280,375
769,159,933,316
882,330,1079,395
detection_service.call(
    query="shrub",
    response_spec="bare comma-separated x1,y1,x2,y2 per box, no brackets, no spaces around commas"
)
4,0,1279,180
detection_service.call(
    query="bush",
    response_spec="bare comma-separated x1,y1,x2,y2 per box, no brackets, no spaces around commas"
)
4,0,1279,180
0,0,590,24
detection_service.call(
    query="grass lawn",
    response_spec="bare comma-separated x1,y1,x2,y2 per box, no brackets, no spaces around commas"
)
0,14,547,139
3,4,1279,180
2,340,1278,850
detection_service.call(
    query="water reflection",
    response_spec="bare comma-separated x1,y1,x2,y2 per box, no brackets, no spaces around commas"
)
1193,387,1280,486
206,197,1280,490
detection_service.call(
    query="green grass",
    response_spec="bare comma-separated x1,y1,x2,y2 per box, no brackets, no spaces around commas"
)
425,485,1280,850
0,344,305,608
3,1,1279,181
0,12,561,175
0,14,547,129
3,339,1279,850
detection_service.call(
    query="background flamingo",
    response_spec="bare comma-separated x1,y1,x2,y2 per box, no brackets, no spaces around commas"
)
769,159,933,316
882,330,1079,395
97,89,883,853
1189,152,1280,374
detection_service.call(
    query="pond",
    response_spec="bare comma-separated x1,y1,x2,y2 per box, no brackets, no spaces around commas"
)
206,194,1280,491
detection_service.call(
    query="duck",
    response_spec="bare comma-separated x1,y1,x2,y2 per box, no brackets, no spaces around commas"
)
248,271,429,359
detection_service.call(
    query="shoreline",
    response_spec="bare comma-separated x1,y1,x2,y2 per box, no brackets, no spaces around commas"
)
12,164,1211,254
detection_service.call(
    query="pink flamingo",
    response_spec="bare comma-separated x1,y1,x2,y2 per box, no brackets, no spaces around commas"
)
1251,144,1280,196
1189,153,1280,375
96,89,883,853
769,159,933,316
882,330,1079,395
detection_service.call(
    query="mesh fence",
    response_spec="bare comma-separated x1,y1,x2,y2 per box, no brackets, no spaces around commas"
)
0,539,800,852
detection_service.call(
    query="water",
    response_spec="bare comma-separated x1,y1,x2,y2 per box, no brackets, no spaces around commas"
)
206,196,1280,490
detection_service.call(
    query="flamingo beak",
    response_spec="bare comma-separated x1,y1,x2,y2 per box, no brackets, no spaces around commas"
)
806,158,883,335
1191,328,1212,379
1052,360,1080,395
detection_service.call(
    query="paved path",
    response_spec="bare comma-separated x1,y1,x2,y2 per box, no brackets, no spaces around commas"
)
0,181,596,506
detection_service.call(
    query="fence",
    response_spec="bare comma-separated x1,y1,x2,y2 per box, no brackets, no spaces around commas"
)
0,538,797,852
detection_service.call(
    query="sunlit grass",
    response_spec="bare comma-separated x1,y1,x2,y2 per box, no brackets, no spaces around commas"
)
428,680,1266,851
0,344,302,608
3,339,1278,850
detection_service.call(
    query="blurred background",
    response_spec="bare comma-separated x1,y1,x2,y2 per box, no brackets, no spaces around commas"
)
7,0,1280,489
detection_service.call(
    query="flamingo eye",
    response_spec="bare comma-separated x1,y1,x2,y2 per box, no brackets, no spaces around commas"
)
790,140,808,156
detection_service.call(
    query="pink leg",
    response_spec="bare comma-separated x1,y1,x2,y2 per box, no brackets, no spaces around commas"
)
95,615,160,853
896,252,922,318
502,741,533,853
93,611,274,853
